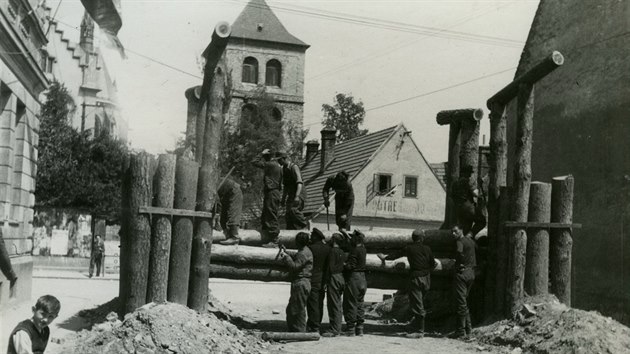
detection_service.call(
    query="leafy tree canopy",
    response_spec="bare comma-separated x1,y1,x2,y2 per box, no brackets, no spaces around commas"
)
321,93,368,142
35,82,129,222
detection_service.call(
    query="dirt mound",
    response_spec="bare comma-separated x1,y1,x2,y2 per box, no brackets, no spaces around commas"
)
61,302,267,354
474,295,630,354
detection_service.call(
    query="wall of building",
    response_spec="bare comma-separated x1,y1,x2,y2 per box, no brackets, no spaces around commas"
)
506,0,630,324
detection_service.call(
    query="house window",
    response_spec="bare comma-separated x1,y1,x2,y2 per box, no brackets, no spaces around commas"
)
40,51,54,73
242,57,258,84
375,174,392,195
265,59,281,87
404,176,418,198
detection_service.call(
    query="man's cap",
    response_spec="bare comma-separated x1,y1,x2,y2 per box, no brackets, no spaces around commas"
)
331,232,344,244
411,229,425,242
352,229,365,243
310,228,325,241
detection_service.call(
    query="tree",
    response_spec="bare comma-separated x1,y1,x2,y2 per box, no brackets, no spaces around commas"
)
321,93,368,142
35,81,129,222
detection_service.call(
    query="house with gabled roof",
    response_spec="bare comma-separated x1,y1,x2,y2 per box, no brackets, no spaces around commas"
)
301,124,445,231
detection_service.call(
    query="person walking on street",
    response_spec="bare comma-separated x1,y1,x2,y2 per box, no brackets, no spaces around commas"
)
377,229,438,338
306,228,330,333
322,171,354,231
451,225,477,338
217,178,243,246
252,149,283,247
452,165,486,238
89,235,105,278
277,152,308,230
279,232,313,332
343,229,367,336
322,232,347,337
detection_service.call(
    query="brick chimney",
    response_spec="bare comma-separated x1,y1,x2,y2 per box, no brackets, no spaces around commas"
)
305,140,319,163
320,128,337,171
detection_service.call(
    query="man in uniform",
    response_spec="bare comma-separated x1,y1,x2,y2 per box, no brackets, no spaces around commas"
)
277,152,308,230
217,178,243,245
343,229,367,336
322,171,354,231
451,225,476,338
322,233,347,337
452,165,486,238
252,149,283,247
377,229,437,337
279,232,313,332
306,228,330,333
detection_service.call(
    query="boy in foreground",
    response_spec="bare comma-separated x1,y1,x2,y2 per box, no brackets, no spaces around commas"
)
7,295,61,354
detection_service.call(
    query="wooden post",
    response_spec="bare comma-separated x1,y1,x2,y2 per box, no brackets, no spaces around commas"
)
121,153,154,314
550,175,574,305
436,108,483,229
146,154,176,303
505,84,534,318
185,86,201,152
484,103,508,317
494,186,511,317
188,60,229,311
524,182,551,296
167,156,199,305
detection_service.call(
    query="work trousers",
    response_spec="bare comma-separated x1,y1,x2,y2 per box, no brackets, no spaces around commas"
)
409,274,431,318
286,278,311,332
306,281,325,332
327,273,345,334
335,197,354,230
454,268,475,316
455,200,487,237
89,253,103,277
343,272,367,328
220,193,242,238
261,189,281,239
286,196,308,230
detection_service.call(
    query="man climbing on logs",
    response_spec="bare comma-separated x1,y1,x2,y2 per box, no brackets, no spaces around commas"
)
306,228,330,333
450,225,476,339
452,165,487,238
377,229,438,338
322,171,355,231
322,232,347,337
278,231,313,332
343,229,367,336
277,152,309,230
217,178,243,246
252,149,283,248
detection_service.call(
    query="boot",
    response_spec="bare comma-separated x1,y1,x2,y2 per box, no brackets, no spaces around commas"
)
355,325,364,336
465,313,472,336
448,315,467,339
219,237,240,246
262,234,279,248
405,316,424,338
343,324,356,337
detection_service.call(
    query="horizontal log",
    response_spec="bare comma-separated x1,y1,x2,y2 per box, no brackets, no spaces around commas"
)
504,221,581,229
211,245,456,275
262,332,320,341
213,229,456,251
139,206,214,219
487,51,564,108
436,108,484,126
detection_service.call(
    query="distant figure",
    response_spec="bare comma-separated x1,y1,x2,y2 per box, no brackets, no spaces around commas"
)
343,229,367,336
66,217,78,257
306,228,330,333
450,225,477,338
279,232,313,332
89,235,105,278
322,171,354,232
452,165,486,237
0,228,18,293
7,295,60,354
378,229,437,338
321,232,347,337
251,149,283,247
217,178,243,246
277,152,308,230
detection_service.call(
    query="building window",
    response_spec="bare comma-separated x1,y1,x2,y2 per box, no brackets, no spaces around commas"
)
8,0,19,20
271,107,282,121
265,59,282,87
40,51,54,73
404,176,418,198
375,174,392,195
242,57,258,84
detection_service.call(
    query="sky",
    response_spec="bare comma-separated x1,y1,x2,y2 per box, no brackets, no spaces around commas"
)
48,0,540,163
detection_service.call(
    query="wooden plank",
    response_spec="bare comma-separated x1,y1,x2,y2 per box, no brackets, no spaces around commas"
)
504,222,581,229
139,206,213,219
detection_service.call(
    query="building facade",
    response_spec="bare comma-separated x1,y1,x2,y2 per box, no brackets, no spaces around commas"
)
302,125,446,231
506,0,630,324
43,9,126,141
0,0,50,308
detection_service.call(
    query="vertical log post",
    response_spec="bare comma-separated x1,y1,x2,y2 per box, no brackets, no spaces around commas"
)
505,84,534,318
121,153,154,314
436,108,483,229
188,61,229,311
485,103,508,317
167,156,200,305
550,175,574,305
185,86,201,152
147,154,176,303
494,186,511,317
525,181,551,296
118,158,131,316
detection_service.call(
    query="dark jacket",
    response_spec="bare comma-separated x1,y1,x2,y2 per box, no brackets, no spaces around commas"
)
455,236,477,268
308,240,330,285
344,244,366,273
7,319,50,354
385,242,436,277
252,158,282,192
284,247,313,280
